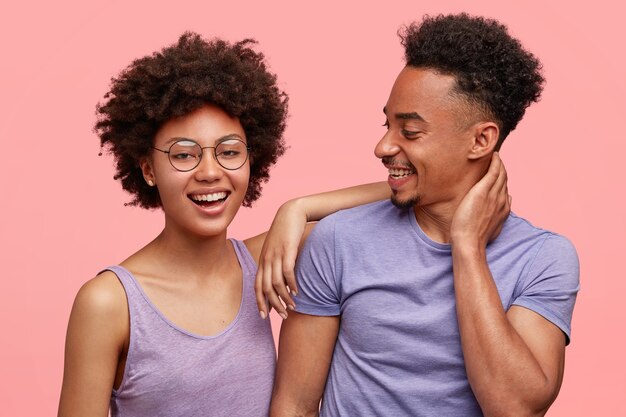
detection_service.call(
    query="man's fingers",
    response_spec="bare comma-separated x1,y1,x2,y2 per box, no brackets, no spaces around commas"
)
496,154,508,193
473,152,502,197
486,152,502,181
487,154,508,204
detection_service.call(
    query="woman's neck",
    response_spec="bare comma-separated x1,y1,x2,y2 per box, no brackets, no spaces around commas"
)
127,223,236,283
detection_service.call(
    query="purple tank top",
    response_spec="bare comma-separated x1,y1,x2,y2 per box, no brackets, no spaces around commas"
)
106,239,276,417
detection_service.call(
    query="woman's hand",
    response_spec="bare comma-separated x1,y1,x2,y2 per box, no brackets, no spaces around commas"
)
255,200,309,320
253,182,390,320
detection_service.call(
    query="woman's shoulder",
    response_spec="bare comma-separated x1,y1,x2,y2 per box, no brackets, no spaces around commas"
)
72,270,128,328
243,234,265,264
64,270,129,361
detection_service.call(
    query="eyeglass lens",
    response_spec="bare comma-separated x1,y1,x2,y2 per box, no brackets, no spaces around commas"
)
168,139,248,171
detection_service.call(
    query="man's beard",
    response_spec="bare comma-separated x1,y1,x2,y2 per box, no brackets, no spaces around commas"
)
390,191,419,209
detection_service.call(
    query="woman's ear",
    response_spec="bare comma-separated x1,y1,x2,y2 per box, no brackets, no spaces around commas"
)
468,122,499,160
140,157,156,187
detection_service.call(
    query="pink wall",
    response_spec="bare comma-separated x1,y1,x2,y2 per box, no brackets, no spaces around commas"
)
1,1,623,415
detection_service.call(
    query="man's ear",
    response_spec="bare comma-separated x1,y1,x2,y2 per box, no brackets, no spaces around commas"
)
468,122,499,160
140,157,156,186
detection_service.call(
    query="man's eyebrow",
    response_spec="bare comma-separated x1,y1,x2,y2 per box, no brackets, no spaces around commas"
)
382,107,427,123
396,112,426,122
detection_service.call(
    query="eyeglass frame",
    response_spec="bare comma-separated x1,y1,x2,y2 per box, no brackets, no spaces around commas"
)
152,137,251,172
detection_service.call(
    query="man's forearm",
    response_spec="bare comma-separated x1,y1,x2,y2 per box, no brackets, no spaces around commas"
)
452,244,560,417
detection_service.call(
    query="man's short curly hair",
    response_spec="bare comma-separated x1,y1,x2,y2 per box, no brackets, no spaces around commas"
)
400,14,544,147
95,32,288,208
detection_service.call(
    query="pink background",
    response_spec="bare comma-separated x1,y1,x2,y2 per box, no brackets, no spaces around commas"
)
1,1,624,415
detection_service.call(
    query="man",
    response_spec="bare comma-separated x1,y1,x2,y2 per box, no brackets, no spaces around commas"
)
269,14,579,417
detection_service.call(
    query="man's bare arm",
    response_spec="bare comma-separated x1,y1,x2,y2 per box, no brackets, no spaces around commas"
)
270,312,340,417
453,247,565,417
451,154,565,417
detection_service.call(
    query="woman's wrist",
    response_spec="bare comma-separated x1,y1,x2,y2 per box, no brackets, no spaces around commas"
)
278,198,310,222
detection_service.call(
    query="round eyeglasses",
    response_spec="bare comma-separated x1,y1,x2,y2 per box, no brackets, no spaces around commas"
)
152,138,250,172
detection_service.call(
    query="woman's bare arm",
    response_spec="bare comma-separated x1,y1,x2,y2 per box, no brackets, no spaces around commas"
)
246,182,390,319
58,272,128,417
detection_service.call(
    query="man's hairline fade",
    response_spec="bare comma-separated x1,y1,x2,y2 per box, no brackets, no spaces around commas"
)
398,13,545,149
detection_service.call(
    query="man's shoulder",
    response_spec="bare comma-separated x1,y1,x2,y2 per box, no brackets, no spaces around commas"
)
506,213,571,238
502,213,578,262
320,199,401,227
308,199,405,245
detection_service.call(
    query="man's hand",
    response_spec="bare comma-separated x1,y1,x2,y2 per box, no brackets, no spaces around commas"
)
450,152,511,248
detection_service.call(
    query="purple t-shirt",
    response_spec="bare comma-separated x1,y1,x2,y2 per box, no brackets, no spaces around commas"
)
294,200,579,416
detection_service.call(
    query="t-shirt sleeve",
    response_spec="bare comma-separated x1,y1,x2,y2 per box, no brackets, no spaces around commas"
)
511,234,580,344
292,215,341,316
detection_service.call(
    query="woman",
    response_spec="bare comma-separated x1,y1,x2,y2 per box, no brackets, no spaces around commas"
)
57,33,386,416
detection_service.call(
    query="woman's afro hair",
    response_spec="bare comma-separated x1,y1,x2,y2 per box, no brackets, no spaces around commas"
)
95,32,288,208
400,14,544,146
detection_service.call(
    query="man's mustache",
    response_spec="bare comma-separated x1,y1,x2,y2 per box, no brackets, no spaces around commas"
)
381,157,415,170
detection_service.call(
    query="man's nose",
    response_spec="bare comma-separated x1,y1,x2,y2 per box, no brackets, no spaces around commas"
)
374,130,399,159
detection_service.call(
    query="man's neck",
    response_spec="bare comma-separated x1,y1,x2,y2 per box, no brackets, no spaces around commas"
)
413,201,459,244
413,159,492,243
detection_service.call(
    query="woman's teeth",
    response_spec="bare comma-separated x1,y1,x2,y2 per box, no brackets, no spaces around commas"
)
190,192,228,202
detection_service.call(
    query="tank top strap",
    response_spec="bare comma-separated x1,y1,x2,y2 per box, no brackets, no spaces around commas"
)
99,265,153,324
101,265,143,299
229,239,259,317
229,239,257,281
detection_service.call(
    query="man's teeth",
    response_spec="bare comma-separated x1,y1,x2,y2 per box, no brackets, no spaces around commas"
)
190,192,228,202
389,168,415,178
